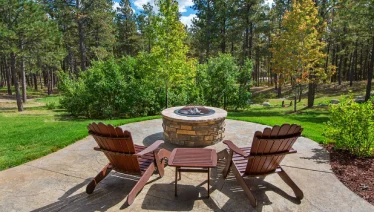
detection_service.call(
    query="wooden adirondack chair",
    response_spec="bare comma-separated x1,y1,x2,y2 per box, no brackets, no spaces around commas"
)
222,124,304,207
86,122,171,205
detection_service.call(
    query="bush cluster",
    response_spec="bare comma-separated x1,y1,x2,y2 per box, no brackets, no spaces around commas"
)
59,54,252,118
325,96,374,157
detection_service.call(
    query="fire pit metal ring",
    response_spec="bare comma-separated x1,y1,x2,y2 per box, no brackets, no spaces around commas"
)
174,106,215,117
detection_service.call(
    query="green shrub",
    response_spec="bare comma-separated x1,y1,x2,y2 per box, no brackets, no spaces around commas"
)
58,56,196,118
46,102,56,110
196,54,251,110
324,96,374,157
58,54,252,118
59,57,140,118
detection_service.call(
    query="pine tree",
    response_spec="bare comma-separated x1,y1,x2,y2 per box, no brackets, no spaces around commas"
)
137,3,156,53
0,0,63,110
42,0,114,72
115,0,139,56
151,0,194,108
336,0,374,101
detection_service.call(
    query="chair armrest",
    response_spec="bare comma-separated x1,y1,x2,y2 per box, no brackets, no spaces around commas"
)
134,140,164,156
223,140,249,157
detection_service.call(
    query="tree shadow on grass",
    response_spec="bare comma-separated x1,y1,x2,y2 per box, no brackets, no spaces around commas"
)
228,109,284,118
289,116,329,125
55,113,90,122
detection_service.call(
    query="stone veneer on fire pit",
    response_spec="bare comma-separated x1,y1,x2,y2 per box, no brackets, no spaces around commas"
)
161,106,227,147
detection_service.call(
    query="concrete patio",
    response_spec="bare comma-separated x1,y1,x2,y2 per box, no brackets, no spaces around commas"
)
0,119,373,212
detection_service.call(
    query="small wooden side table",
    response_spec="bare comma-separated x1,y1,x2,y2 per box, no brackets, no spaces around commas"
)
168,148,217,198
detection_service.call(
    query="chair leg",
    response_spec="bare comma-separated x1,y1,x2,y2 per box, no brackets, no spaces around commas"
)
232,166,257,207
154,149,171,178
222,150,233,179
127,163,155,205
86,163,112,194
277,167,304,200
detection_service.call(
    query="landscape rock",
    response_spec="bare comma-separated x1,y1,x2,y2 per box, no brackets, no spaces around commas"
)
330,99,340,104
354,96,365,103
247,99,254,104
263,102,271,107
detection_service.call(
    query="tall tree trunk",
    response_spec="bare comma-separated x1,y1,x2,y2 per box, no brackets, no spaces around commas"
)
206,0,211,60
249,22,253,59
0,60,4,87
76,0,86,71
325,40,330,72
353,41,358,82
244,3,250,59
10,52,23,112
294,87,297,112
365,37,374,101
363,46,369,80
346,52,352,82
360,45,364,80
68,48,74,76
256,47,260,86
307,82,316,108
334,44,339,81
4,57,12,95
165,83,168,108
48,69,52,96
338,48,343,85
349,51,354,86
40,73,43,89
331,43,336,82
21,52,27,103
277,74,282,98
33,73,38,90
344,52,350,81
221,14,226,53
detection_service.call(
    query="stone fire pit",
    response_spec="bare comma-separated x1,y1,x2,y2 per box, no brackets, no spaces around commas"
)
161,106,227,147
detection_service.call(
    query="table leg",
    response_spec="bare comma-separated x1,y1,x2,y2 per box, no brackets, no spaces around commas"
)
175,167,178,197
179,168,181,180
208,168,210,198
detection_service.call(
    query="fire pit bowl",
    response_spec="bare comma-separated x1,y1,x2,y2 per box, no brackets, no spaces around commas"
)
162,106,227,147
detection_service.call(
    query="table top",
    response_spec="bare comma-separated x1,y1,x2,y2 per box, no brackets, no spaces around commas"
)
168,148,217,168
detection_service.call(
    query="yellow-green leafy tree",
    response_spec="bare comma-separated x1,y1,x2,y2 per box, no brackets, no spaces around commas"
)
150,0,196,108
271,0,334,111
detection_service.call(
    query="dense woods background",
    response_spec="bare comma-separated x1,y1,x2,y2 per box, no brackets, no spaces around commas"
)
0,0,373,117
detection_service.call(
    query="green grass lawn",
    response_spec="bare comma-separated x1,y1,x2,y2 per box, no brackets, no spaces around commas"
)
228,106,328,143
0,95,331,171
0,106,161,170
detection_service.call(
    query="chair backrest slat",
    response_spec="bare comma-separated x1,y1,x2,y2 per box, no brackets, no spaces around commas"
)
245,124,302,175
88,122,140,174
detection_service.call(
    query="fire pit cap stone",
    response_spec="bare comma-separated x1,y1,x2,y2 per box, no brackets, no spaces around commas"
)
162,106,227,123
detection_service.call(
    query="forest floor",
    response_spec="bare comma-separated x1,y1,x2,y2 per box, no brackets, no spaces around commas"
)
0,82,373,205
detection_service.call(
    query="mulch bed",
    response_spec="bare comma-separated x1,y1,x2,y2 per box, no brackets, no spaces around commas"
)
325,144,374,205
